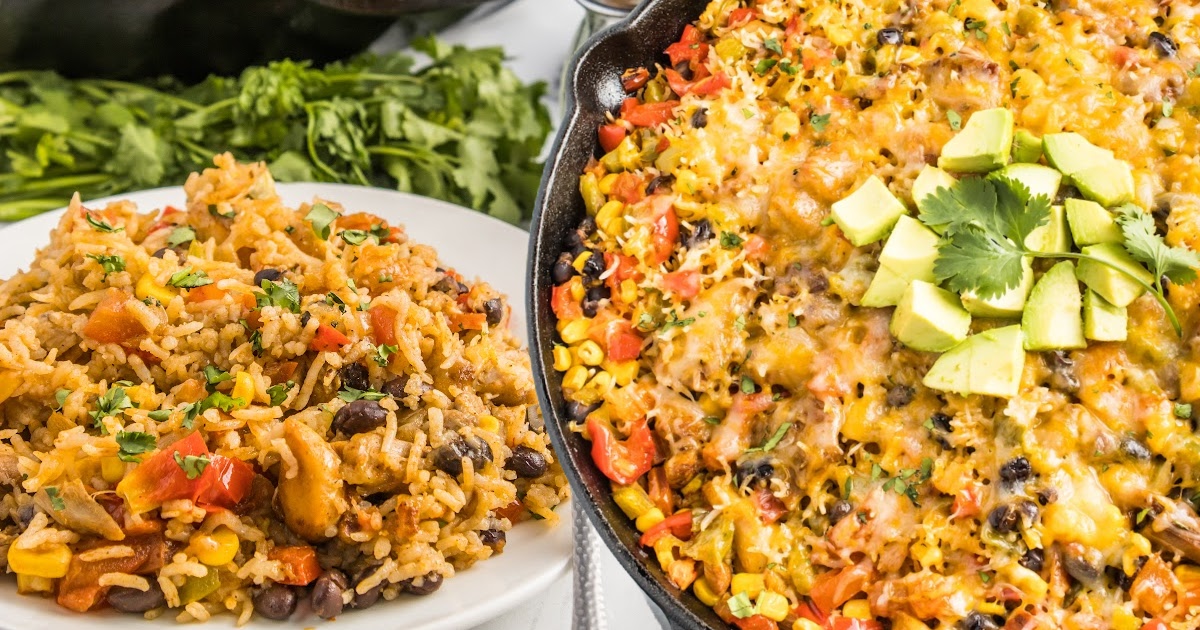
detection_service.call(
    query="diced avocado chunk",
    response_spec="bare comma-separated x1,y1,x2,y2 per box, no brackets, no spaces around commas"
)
1042,132,1114,175
990,163,1061,201
1083,289,1127,342
890,280,971,352
1025,204,1072,254
1075,242,1154,307
1072,161,1135,207
1022,261,1086,351
861,216,941,307
961,259,1033,318
938,108,1014,173
923,325,1025,398
830,175,909,246
911,165,959,219
1012,129,1043,163
1064,198,1122,246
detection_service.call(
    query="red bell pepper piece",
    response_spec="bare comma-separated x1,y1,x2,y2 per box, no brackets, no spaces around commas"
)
605,321,644,362
727,7,756,27
665,26,710,67
310,323,351,352
639,510,693,547
82,290,147,344
733,616,778,630
649,198,679,265
269,546,322,586
587,416,656,485
551,284,583,320
611,172,647,205
810,564,873,616
743,234,770,261
117,432,254,514
624,101,680,127
662,270,700,300
369,304,398,346
599,123,627,153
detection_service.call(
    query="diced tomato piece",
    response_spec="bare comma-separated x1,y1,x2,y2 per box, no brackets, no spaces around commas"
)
744,235,770,260
369,304,398,346
650,199,679,265
604,252,642,296
666,34,710,68
587,416,656,485
662,270,700,299
82,290,147,344
611,172,646,205
269,546,322,586
639,510,692,547
727,7,756,27
794,601,828,625
733,616,778,630
116,432,254,515
1140,619,1169,630
451,312,489,331
621,67,651,92
605,321,644,361
784,16,805,53
624,101,680,127
193,456,255,509
599,123,627,153
751,488,787,524
689,71,731,96
830,619,884,630
185,284,227,304
656,136,671,153
810,564,873,616
552,284,584,320
648,467,674,514
310,323,351,352
951,483,984,520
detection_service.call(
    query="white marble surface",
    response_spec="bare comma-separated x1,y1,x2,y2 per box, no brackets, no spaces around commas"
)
435,2,662,629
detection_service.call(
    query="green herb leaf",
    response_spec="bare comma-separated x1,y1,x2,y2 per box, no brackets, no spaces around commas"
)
660,311,696,332
720,232,745,249
174,452,211,480
90,385,133,429
1175,403,1193,419
208,204,235,219
147,409,172,422
763,38,783,55
747,422,792,453
267,381,294,407
727,592,756,619
202,365,233,390
167,267,214,289
740,375,756,394
85,214,122,233
373,343,399,366
306,203,339,239
326,291,348,312
702,416,721,425
754,59,778,75
338,387,387,402
86,254,126,277
54,388,71,411
45,486,65,510
787,313,798,328
255,278,302,313
203,391,245,413
810,113,831,133
1116,205,1200,287
340,229,371,245
946,110,962,131
167,226,196,247
116,431,156,462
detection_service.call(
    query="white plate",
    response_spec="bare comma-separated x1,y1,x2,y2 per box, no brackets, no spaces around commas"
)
0,183,572,629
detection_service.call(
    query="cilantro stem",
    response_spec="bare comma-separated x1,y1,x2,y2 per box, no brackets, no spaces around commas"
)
77,79,205,111
0,198,72,221
1028,251,1181,334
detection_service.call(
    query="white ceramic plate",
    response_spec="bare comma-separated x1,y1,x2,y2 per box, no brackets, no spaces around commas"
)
0,183,572,629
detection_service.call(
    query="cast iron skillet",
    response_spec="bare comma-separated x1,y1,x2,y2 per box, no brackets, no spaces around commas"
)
527,1,719,629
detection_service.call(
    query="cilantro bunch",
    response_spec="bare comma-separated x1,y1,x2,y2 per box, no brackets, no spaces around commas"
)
921,178,1199,334
0,38,550,223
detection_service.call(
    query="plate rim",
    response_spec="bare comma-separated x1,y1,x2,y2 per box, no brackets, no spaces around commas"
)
0,183,571,630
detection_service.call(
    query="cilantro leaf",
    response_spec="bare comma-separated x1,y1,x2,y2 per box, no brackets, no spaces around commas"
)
763,38,783,55
115,431,156,462
203,391,246,413
54,388,71,411
167,226,196,247
90,385,133,430
167,267,213,288
85,213,122,233
86,254,126,277
255,278,301,313
267,381,294,406
373,343,399,366
174,452,211,480
202,365,233,391
934,227,1027,299
147,409,172,421
1116,204,1200,286
45,487,65,510
306,203,339,239
810,113,831,133
746,422,792,453
918,178,996,234
340,229,371,245
338,387,387,402
720,232,744,249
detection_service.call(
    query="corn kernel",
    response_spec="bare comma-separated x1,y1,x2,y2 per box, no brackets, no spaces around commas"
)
588,371,614,395
636,508,665,532
693,577,720,607
757,590,790,622
892,613,932,630
1004,564,1048,602
552,346,573,371
731,573,765,599
16,574,54,594
682,475,702,496
230,371,254,406
101,456,126,484
598,173,620,195
794,620,823,630
976,601,1006,616
569,277,586,302
843,599,872,620
1111,606,1140,630
192,526,240,566
559,319,592,344
571,387,604,406
572,251,592,272
714,37,747,62
608,360,640,386
478,415,501,434
618,279,638,304
8,543,72,578
911,541,943,569
125,383,156,408
1126,533,1152,575
136,273,177,305
771,111,800,139
577,340,605,366
596,200,626,236
562,366,589,392
613,484,656,519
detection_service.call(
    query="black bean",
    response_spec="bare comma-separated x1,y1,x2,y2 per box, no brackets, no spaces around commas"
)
959,612,1002,630
1054,184,1081,205
1148,32,1177,57
15,503,35,529
311,570,349,619
253,268,284,287
1119,436,1151,461
566,400,600,422
999,456,1032,484
691,108,708,128
333,400,388,435
466,436,493,470
581,251,606,279
404,572,443,596
300,312,312,327
734,458,774,488
1036,487,1058,505
564,230,585,253
1106,564,1134,590
1019,548,1044,572
673,61,694,81
483,298,504,326
1045,351,1079,392
646,175,674,195
383,375,431,399
551,253,577,285
339,363,370,392
432,436,491,477
929,412,952,432
108,583,166,613
509,445,549,478
151,247,172,259
885,384,915,407
578,216,597,236
987,504,1021,533
1014,500,1039,524
828,500,853,525
233,474,275,516
808,273,829,294
1063,551,1101,585
348,567,383,610
687,219,714,247
876,27,902,46
252,583,297,620
480,528,506,551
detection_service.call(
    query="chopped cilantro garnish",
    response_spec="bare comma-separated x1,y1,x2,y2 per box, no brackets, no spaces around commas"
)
255,278,301,313
747,422,792,453
1175,403,1192,419
174,452,211,479
54,388,71,411
946,109,962,131
267,381,294,407
338,387,387,402
167,267,213,288
86,254,126,277
147,409,172,422
763,38,783,55
810,113,831,132
90,385,133,430
202,365,232,391
85,213,122,233
167,226,196,247
720,232,744,249
45,486,65,510
373,343,399,366
340,229,371,245
740,375,756,394
305,203,339,239
115,431,156,462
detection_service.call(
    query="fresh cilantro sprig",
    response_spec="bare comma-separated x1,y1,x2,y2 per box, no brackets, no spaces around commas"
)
86,254,126,277
1115,204,1200,293
45,487,65,510
254,278,301,313
338,387,387,402
115,431,156,462
174,453,211,479
267,381,295,406
90,385,133,430
167,267,213,288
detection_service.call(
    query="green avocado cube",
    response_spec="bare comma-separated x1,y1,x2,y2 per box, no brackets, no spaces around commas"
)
890,281,971,352
938,108,1014,173
1012,129,1043,163
1075,242,1154,307
1022,261,1086,351
960,259,1033,318
990,163,1062,202
1083,290,1127,342
1025,204,1072,254
911,165,959,220
1072,160,1135,207
1065,198,1122,246
923,325,1025,398
1042,132,1113,175
861,216,941,307
830,175,909,247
